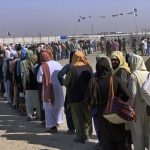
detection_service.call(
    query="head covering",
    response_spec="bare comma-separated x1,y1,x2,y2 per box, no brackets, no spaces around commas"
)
110,51,130,74
23,50,34,72
40,51,52,63
40,51,54,103
23,50,34,75
96,54,112,69
30,55,38,67
72,51,90,67
21,47,27,60
26,50,33,60
96,57,112,78
127,53,147,72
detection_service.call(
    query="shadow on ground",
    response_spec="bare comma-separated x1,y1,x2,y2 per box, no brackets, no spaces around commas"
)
0,101,97,150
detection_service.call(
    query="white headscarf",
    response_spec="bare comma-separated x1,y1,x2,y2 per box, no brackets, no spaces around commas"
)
128,53,147,72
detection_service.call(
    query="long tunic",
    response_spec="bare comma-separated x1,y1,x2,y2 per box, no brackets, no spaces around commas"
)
37,60,64,127
128,70,149,150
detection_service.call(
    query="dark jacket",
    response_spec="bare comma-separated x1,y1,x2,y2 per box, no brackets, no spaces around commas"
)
64,65,92,103
57,64,71,86
85,76,130,112
84,76,130,145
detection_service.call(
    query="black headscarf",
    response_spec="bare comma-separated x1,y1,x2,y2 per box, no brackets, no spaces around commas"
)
96,57,112,78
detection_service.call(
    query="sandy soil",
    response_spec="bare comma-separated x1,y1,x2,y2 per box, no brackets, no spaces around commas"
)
0,100,98,150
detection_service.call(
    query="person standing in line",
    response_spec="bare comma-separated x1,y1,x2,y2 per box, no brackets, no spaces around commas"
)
146,37,150,56
122,38,126,55
88,54,113,150
57,51,75,134
118,38,122,51
105,40,112,56
142,38,147,56
20,50,41,120
37,51,64,133
100,37,105,54
110,51,132,150
127,53,149,150
2,48,11,104
0,54,5,98
64,51,93,143
84,57,130,150
112,39,119,51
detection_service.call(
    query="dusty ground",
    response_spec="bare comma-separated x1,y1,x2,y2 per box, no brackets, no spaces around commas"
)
0,100,98,150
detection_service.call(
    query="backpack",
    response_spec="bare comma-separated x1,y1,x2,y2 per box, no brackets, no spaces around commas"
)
141,73,150,106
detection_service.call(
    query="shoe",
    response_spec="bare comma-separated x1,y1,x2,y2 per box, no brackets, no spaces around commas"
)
73,138,85,144
32,111,37,116
50,126,58,133
66,130,75,135
27,114,34,121
46,126,57,133
27,116,33,121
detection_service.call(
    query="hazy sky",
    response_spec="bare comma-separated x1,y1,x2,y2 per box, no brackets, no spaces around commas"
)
0,0,149,37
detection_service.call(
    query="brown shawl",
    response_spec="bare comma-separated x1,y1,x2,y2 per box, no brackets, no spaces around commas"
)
40,51,55,104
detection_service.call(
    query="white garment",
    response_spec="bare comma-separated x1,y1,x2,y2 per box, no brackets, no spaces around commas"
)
134,70,150,106
142,73,150,105
37,60,64,128
128,72,149,150
142,40,147,50
2,59,11,103
25,90,41,118
43,101,64,128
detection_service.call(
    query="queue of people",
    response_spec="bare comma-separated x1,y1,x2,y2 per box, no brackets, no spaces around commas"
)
0,40,150,150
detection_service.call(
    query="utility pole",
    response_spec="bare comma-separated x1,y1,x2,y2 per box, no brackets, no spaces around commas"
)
133,8,138,34
91,24,93,35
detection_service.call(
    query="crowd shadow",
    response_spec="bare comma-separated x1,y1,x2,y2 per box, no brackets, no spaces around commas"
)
0,101,97,150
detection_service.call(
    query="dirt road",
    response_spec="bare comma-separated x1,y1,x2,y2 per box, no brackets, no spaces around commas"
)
0,100,97,150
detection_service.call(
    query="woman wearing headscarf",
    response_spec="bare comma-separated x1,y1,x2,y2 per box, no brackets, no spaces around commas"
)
90,54,112,150
64,51,93,143
127,53,149,150
110,51,130,85
37,51,64,133
110,51,132,150
20,50,41,120
84,57,130,150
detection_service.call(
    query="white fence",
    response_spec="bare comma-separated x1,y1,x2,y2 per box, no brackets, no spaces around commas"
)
0,35,104,44
0,36,61,44
0,33,141,44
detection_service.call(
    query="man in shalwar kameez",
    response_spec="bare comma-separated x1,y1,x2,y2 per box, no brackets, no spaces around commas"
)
37,50,64,133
